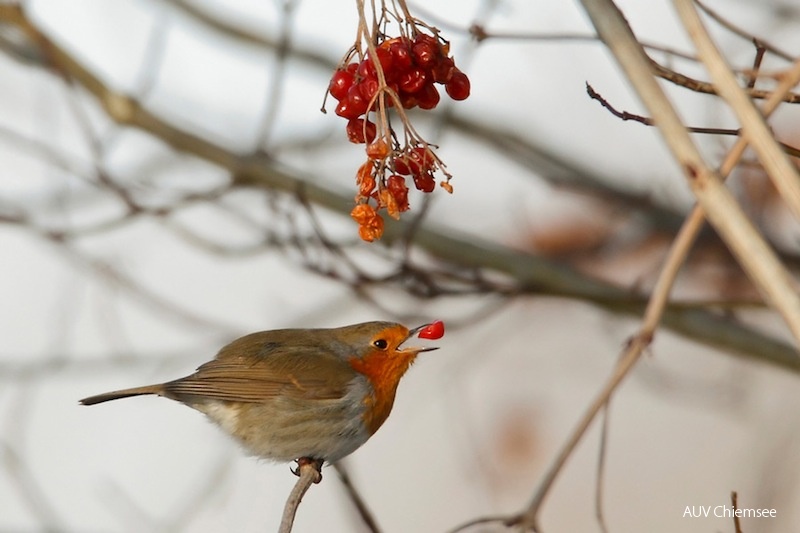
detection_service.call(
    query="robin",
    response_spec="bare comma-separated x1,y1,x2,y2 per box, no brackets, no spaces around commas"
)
80,321,440,465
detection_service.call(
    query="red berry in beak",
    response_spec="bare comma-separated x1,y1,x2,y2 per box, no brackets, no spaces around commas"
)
417,320,445,340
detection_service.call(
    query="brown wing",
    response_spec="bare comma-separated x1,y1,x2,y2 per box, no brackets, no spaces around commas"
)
164,330,356,403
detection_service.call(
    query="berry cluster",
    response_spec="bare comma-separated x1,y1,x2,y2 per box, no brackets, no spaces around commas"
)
330,33,470,124
327,31,470,242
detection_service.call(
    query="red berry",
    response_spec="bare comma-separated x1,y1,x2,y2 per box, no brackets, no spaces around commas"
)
358,48,394,80
374,48,394,77
393,155,411,175
399,67,427,94
410,147,435,172
416,83,440,110
389,40,413,71
335,85,369,119
432,56,455,84
414,33,439,47
358,78,380,103
329,69,355,101
387,174,409,211
384,82,399,107
445,70,470,100
346,118,376,144
413,172,436,192
417,320,445,340
399,92,418,110
393,147,435,175
357,59,374,80
412,42,437,68
412,34,440,68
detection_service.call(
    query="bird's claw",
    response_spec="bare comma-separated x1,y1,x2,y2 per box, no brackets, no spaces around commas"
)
291,457,324,483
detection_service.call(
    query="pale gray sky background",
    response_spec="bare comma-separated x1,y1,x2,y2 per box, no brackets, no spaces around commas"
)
2,0,800,532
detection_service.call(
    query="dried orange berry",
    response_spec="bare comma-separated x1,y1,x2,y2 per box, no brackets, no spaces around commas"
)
387,174,409,212
355,162,376,199
350,203,384,242
379,188,401,220
366,139,390,160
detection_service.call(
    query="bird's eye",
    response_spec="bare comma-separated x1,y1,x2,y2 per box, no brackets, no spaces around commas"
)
373,339,388,350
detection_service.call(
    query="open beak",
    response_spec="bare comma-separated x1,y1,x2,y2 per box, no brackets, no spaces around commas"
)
400,323,440,353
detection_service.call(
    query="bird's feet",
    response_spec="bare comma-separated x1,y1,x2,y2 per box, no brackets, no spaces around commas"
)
291,457,324,483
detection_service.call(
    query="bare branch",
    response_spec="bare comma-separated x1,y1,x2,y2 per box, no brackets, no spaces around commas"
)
674,0,800,220
279,459,323,533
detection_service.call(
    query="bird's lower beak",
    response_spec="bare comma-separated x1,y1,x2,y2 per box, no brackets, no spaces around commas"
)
401,323,440,353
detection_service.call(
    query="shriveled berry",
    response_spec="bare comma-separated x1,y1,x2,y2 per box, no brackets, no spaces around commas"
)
379,189,401,220
366,139,390,160
417,320,444,339
445,70,470,101
346,118,376,144
351,203,384,242
356,161,376,198
410,147,435,172
413,172,436,192
387,174,409,212
393,146,435,175
393,155,411,175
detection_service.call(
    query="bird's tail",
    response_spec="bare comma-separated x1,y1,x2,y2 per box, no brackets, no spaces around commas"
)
80,384,165,406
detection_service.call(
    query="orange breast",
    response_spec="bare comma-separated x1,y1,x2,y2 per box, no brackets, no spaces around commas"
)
348,349,418,435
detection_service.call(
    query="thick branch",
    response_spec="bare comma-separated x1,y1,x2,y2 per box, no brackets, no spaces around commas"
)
579,0,800,345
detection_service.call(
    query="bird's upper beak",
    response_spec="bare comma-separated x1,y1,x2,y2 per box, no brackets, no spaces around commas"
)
400,323,440,353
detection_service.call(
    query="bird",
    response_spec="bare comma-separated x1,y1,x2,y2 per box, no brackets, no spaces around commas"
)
80,321,439,465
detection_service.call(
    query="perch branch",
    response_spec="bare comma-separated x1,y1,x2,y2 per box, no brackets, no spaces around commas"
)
279,459,323,533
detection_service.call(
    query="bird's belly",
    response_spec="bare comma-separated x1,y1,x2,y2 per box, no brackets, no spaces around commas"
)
195,393,371,463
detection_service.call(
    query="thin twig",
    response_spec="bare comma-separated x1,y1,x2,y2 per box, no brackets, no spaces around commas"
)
594,406,610,533
585,82,800,157
333,462,382,533
279,459,323,533
694,0,795,62
651,61,800,103
731,491,744,533
510,333,650,530
746,42,766,90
